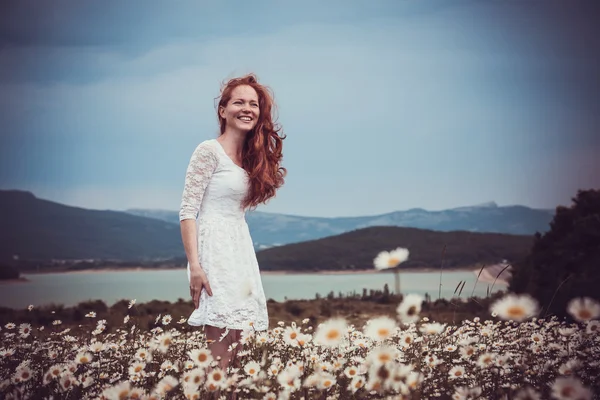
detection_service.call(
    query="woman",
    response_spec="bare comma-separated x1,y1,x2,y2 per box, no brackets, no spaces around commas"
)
179,74,286,372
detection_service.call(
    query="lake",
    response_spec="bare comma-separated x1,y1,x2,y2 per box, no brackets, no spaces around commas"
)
0,269,506,310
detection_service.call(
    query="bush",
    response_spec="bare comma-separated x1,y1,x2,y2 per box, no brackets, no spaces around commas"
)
509,189,600,319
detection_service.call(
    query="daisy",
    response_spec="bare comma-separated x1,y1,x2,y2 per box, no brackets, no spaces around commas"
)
489,294,539,321
348,376,366,393
363,316,397,342
282,326,301,347
206,368,227,392
567,297,600,322
296,333,310,347
419,322,446,335
398,332,415,348
314,318,347,347
129,361,146,376
366,345,398,367
586,320,600,335
14,366,33,382
189,368,205,386
244,361,261,378
316,372,336,390
397,294,424,324
162,314,172,325
448,365,466,379
160,360,177,373
154,375,179,396
156,332,173,353
551,376,593,400
343,365,360,379
135,348,153,362
128,299,136,309
18,323,32,336
531,333,543,344
85,311,96,318
476,353,495,368
374,247,409,270
75,351,93,364
88,341,104,353
255,332,270,346
59,373,77,391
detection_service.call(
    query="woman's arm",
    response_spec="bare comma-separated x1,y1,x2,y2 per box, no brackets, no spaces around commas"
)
179,141,218,306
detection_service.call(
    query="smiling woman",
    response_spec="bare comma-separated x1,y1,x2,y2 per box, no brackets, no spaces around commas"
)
178,74,287,381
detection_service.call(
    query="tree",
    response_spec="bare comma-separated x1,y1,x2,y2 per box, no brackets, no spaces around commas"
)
509,189,600,319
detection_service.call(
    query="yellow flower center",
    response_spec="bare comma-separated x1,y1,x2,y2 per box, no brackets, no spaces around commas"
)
507,306,526,319
326,330,340,340
377,328,389,337
388,257,400,266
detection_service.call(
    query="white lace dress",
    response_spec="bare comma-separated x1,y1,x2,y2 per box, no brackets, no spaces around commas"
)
179,138,269,331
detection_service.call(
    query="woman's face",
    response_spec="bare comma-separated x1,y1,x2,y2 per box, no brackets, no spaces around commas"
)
220,85,260,133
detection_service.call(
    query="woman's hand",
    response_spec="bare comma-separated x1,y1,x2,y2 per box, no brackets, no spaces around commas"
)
189,265,213,309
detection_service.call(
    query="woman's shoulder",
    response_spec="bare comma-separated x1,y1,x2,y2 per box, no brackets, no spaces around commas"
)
192,138,219,154
189,138,220,163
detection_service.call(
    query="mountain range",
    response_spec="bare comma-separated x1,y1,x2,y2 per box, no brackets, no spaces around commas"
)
127,201,553,250
0,190,552,262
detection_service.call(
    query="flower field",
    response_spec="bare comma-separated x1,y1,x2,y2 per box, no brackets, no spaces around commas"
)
1,292,599,400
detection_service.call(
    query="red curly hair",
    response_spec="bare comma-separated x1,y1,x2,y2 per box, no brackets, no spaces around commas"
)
216,74,287,210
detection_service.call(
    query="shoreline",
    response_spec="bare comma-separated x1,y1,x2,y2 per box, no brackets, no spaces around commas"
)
15,266,482,276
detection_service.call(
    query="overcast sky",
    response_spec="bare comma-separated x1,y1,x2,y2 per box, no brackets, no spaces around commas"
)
0,0,598,217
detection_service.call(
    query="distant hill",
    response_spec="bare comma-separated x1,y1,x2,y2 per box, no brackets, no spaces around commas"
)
0,190,542,268
127,201,553,249
255,226,534,272
0,190,182,261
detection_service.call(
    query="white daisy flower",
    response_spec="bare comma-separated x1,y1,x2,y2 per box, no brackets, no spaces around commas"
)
419,322,446,335
128,361,146,376
363,316,397,342
18,323,32,336
14,366,33,382
188,348,213,368
567,297,600,322
551,376,593,400
154,375,179,396
282,326,301,347
244,361,261,378
586,320,600,335
476,353,495,368
397,294,424,324
75,352,93,364
448,365,466,379
374,247,409,270
489,294,539,321
314,318,347,347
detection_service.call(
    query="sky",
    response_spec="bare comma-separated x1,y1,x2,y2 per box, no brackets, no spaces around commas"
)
0,0,598,217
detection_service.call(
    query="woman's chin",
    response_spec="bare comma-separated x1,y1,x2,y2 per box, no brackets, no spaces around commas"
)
233,122,256,133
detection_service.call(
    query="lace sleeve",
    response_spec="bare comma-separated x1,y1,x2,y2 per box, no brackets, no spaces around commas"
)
179,142,218,221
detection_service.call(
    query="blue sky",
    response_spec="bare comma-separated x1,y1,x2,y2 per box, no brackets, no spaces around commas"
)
0,0,598,217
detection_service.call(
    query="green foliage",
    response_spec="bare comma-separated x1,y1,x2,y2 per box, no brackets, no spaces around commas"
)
509,189,600,318
257,226,533,271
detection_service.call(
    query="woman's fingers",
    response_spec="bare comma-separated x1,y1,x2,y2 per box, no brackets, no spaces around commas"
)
193,289,200,309
204,281,213,297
